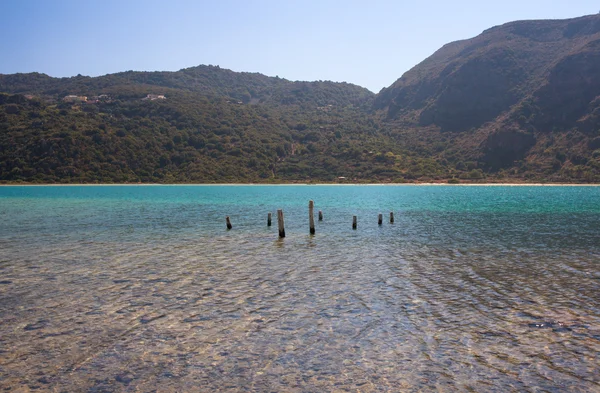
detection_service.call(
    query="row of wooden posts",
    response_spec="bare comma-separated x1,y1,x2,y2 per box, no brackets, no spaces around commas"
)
225,200,395,238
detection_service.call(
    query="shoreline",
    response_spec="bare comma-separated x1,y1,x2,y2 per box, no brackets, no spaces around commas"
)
1,182,599,187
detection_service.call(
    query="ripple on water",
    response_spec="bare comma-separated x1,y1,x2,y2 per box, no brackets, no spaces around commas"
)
1,185,599,391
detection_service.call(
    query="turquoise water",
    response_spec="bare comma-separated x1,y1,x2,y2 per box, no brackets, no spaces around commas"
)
1,185,599,391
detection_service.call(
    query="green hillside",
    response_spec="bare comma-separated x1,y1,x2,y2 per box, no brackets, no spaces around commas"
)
0,88,431,183
2,15,600,183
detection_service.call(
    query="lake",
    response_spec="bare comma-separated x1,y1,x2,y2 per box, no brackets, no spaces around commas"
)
0,185,599,392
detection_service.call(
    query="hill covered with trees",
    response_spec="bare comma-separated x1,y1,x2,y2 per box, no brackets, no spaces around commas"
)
1,14,600,183
0,79,426,183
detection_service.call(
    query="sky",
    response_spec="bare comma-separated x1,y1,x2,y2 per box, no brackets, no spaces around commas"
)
0,0,598,92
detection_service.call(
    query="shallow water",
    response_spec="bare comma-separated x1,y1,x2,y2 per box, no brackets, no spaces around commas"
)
0,185,599,392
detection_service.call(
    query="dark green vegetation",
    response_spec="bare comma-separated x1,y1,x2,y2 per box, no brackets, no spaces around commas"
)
0,68,453,183
2,14,600,183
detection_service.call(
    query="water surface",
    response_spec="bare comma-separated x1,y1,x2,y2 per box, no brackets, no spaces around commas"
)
0,185,599,392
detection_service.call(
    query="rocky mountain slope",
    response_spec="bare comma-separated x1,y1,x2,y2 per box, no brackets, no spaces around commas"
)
374,14,600,180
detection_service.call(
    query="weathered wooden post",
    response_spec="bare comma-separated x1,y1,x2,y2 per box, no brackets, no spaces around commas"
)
352,215,357,230
267,212,272,226
390,212,394,224
226,216,232,230
378,213,383,226
318,210,323,221
277,209,285,238
309,200,315,235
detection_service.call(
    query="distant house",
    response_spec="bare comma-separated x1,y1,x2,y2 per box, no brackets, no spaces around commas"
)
63,95,87,103
82,94,111,104
143,94,166,101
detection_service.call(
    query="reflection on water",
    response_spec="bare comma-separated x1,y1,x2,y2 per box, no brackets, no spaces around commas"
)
0,186,599,392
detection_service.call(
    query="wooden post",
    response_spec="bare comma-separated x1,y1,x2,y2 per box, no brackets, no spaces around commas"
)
390,212,394,224
277,209,285,238
318,210,323,221
378,213,383,226
267,212,272,226
309,200,315,235
226,216,232,230
352,215,357,230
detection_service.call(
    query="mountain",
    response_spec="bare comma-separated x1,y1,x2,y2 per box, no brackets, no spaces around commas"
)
1,68,417,183
1,15,600,183
374,14,600,180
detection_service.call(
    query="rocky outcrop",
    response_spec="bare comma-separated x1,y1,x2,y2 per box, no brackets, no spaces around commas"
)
531,39,600,132
375,14,600,135
374,14,600,174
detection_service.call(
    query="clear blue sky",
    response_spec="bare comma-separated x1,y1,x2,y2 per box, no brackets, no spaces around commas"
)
1,0,598,92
